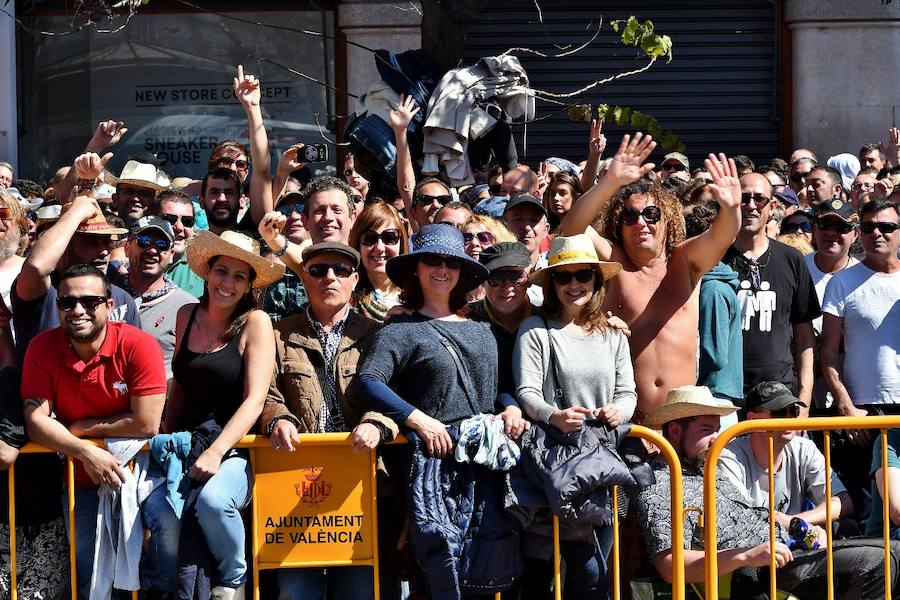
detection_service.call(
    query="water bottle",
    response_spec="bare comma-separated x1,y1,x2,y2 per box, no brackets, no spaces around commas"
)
787,517,820,550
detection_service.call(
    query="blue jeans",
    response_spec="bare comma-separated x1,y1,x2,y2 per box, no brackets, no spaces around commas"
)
195,451,252,587
277,566,374,600
140,485,182,591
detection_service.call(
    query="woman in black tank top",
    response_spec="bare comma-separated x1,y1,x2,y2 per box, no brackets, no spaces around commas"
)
164,230,283,598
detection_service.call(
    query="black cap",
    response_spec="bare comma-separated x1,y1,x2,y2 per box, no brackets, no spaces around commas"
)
301,242,361,269
503,193,546,217
479,242,531,272
745,381,803,413
815,198,859,224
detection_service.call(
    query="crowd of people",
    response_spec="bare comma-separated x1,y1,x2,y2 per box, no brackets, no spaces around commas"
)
0,63,898,600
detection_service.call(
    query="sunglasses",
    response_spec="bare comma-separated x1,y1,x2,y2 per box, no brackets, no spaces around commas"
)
305,263,356,278
789,172,809,184
134,235,172,251
816,218,856,234
487,270,528,287
781,221,812,234
488,184,502,196
620,205,662,226
740,193,772,209
419,254,464,269
160,214,196,228
860,221,900,235
463,231,495,245
276,203,305,216
851,181,876,191
414,194,451,207
770,404,802,418
56,295,108,312
662,162,687,172
359,229,401,247
217,156,249,170
550,268,596,285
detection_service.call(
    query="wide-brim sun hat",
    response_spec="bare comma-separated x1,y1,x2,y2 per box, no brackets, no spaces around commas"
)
385,223,489,292
644,385,737,428
104,160,170,192
529,233,622,285
186,230,285,289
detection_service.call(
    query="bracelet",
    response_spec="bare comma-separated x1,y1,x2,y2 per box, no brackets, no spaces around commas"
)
273,235,290,258
76,178,98,193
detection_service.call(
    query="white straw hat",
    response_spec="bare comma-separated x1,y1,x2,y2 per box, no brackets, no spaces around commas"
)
186,230,285,288
104,160,170,192
644,385,737,428
529,234,622,285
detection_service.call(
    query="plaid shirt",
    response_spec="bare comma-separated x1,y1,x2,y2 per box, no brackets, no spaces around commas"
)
306,305,350,433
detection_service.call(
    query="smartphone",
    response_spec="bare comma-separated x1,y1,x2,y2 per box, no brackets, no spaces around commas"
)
303,144,328,163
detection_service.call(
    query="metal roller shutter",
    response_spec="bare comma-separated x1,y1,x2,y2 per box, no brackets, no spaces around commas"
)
463,0,781,169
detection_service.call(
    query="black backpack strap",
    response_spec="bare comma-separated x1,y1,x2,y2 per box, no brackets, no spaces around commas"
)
541,316,565,404
428,321,481,416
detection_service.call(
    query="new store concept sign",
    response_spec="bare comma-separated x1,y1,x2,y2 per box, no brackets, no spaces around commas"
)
253,441,376,568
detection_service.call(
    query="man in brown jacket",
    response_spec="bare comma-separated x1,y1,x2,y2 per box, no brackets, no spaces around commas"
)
261,241,397,600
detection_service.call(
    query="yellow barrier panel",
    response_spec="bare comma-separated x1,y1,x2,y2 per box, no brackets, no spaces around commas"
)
703,415,900,600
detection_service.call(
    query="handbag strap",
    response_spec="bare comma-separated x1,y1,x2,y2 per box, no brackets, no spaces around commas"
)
428,321,481,416
541,317,565,403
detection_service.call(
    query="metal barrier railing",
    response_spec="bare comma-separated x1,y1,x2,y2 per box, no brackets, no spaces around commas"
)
5,426,685,600
704,416,900,600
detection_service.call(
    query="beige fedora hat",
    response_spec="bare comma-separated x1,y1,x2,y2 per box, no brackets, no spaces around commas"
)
529,234,622,285
186,230,285,288
105,160,170,192
644,385,737,428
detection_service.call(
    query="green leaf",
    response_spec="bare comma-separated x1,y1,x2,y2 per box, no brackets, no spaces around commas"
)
567,104,593,122
621,16,640,46
596,104,610,121
611,21,620,33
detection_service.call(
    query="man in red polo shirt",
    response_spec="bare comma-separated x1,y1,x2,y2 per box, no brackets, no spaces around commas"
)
21,264,168,599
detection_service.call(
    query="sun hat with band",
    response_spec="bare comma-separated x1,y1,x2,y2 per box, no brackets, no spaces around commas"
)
105,160,170,192
529,234,621,286
186,229,285,289
644,385,738,428
385,223,489,292
60,203,128,237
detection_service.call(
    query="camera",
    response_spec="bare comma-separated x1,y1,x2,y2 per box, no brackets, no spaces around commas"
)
302,144,328,163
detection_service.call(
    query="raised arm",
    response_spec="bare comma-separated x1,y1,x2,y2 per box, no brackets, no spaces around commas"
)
389,95,420,232
56,120,128,203
257,211,304,274
272,144,307,200
681,154,742,283
580,119,607,191
561,133,656,260
234,65,274,224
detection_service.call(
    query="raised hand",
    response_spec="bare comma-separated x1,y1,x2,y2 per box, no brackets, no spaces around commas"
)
276,145,307,176
536,161,550,199
88,120,128,151
73,152,113,181
233,64,261,108
603,132,656,188
881,127,900,166
704,153,742,210
388,94,420,132
588,119,607,157
258,211,287,244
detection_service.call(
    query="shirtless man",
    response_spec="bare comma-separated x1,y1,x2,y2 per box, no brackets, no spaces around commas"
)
562,134,741,421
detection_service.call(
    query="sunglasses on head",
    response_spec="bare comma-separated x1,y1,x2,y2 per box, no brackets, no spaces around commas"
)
217,156,249,170
781,221,812,234
135,235,172,251
740,192,772,209
419,254,464,269
160,214,196,228
770,404,802,418
463,231,495,245
359,229,401,247
816,218,855,234
620,205,662,226
860,221,900,235
487,270,528,287
414,194,451,207
276,203,305,216
56,295,108,312
550,268,596,285
305,263,356,278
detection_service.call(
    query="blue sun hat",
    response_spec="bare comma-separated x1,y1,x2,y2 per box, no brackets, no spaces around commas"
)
386,223,489,292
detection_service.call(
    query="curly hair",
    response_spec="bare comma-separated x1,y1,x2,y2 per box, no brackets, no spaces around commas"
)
302,176,356,215
0,188,29,256
601,180,684,259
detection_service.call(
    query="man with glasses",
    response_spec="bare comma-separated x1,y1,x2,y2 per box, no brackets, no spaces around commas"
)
20,264,170,599
411,177,452,231
659,152,689,182
719,381,855,533
258,189,310,321
723,173,819,413
850,168,879,210
502,193,550,306
261,241,397,600
150,189,204,298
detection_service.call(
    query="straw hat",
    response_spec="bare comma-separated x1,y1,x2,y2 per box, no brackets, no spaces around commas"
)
186,230,285,288
643,385,737,428
529,234,622,285
104,160,170,192
60,203,128,236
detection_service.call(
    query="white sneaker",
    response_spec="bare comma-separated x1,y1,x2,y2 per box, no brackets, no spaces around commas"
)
210,585,245,600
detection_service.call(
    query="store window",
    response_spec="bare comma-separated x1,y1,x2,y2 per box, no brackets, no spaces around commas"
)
17,7,334,182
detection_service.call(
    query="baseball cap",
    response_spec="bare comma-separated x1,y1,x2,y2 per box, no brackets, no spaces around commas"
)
815,198,858,224
745,381,803,413
662,152,689,170
503,193,546,217
130,215,175,243
301,241,361,269
773,187,800,208
479,242,531,272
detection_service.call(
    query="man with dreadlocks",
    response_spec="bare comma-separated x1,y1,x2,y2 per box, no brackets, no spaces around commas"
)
562,133,742,422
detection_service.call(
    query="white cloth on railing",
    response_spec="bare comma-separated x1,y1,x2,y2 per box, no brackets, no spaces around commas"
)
89,438,164,599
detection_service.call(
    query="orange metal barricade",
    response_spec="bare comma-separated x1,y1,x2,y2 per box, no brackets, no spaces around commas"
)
703,416,900,600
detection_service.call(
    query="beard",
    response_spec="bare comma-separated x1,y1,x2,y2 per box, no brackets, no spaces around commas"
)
677,438,708,474
64,319,105,343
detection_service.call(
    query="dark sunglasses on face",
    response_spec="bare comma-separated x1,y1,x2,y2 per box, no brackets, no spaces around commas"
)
782,221,812,234
740,192,772,209
816,218,855,234
414,194,451,207
463,231,495,245
550,268,596,285
56,295,108,312
662,162,687,172
160,214,196,228
419,254,464,269
487,270,528,287
305,263,356,278
217,156,249,170
359,229,401,246
135,235,172,251
620,205,662,226
771,404,802,418
789,172,809,184
860,221,900,235
276,203,305,216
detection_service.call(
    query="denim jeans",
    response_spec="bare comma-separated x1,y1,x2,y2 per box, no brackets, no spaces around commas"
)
276,566,374,600
195,451,252,587
140,485,182,591
512,526,611,600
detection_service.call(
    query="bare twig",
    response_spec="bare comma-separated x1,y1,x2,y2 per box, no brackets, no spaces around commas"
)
251,55,358,99
502,20,602,59
532,56,656,99
387,1,422,16
315,113,350,146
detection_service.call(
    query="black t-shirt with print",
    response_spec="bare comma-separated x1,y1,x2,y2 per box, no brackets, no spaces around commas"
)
723,239,821,394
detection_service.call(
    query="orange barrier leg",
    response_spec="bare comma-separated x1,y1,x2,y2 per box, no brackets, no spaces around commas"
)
9,465,16,600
